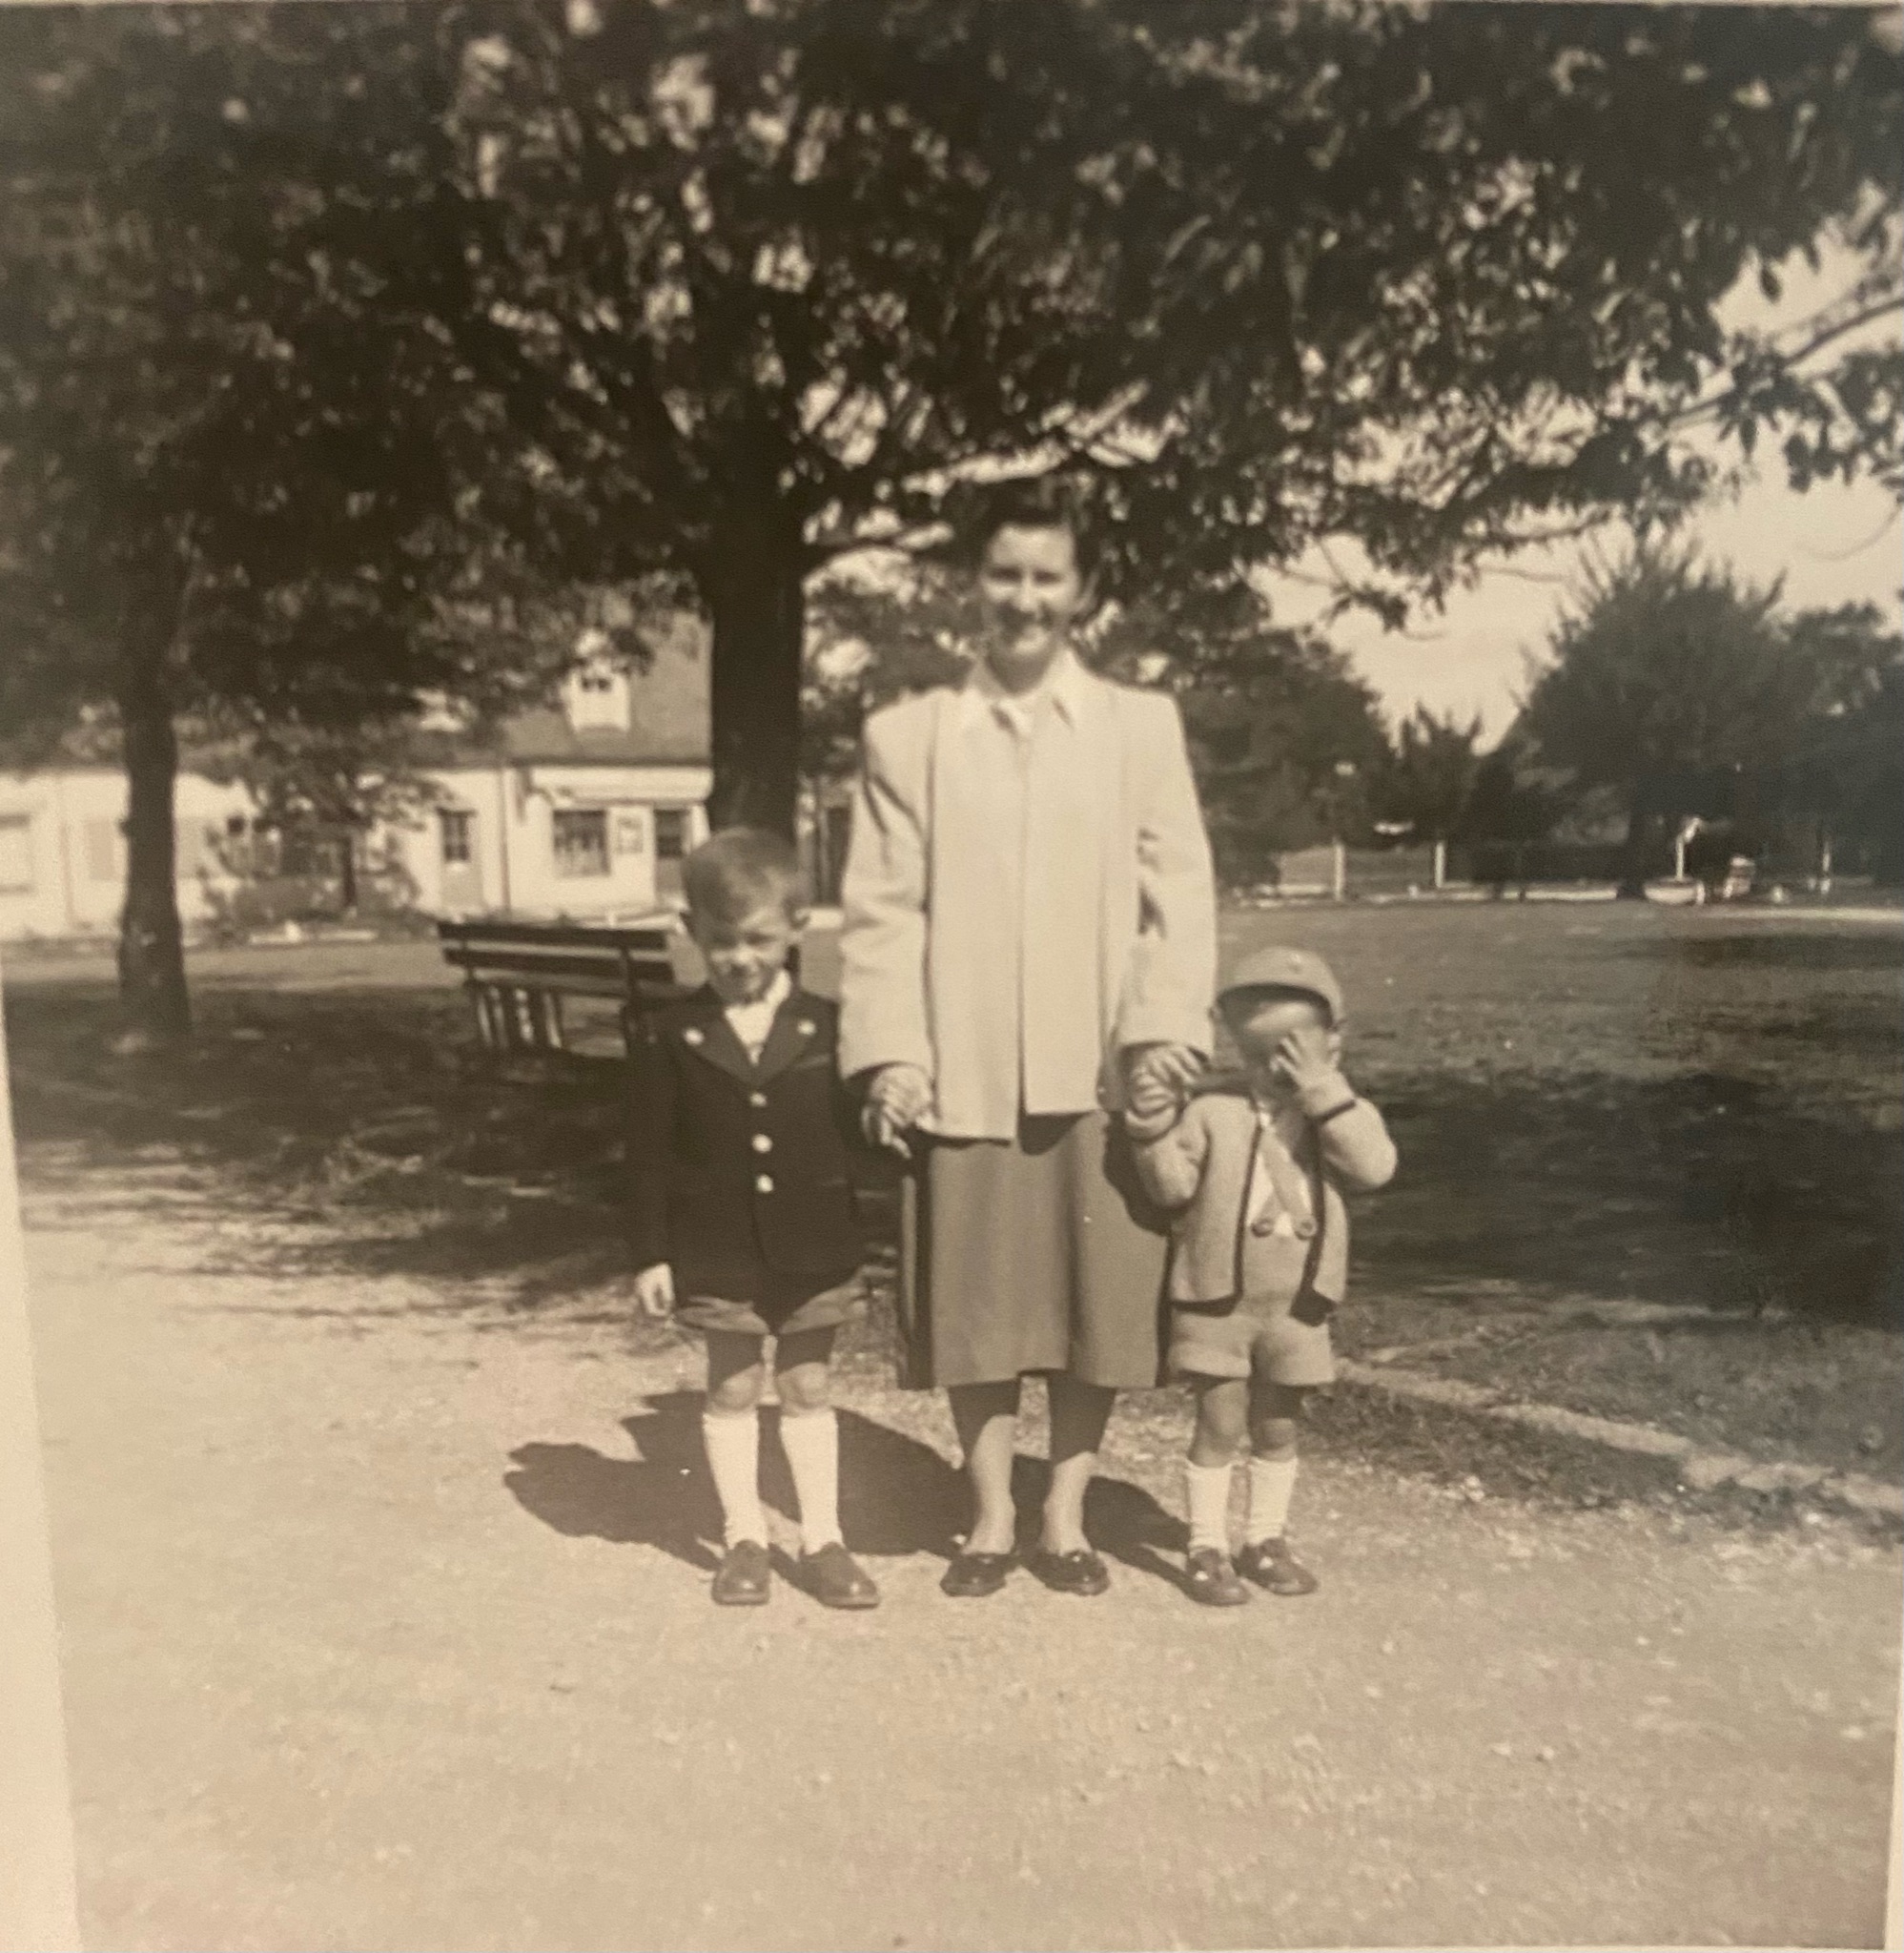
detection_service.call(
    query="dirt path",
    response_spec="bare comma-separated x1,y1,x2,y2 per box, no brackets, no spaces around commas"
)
24,1170,1901,1953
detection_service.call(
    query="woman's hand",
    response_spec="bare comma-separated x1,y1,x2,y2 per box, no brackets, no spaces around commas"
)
863,1062,932,1156
632,1262,676,1320
1123,1040,1203,1116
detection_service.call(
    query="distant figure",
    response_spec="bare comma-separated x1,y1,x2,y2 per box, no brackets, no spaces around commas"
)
624,829,878,1610
1126,947,1397,1606
840,475,1218,1600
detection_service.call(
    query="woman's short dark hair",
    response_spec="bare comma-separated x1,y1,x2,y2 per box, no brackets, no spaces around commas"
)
952,474,1101,580
682,827,805,924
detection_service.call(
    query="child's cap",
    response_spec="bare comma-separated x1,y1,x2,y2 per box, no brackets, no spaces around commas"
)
1218,946,1345,1029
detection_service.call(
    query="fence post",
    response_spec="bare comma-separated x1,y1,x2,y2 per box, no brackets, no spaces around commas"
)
1331,839,1347,901
1432,838,1446,891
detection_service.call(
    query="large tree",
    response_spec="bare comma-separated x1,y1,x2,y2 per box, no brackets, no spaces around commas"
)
0,6,491,1040
1517,543,1894,891
447,0,1901,832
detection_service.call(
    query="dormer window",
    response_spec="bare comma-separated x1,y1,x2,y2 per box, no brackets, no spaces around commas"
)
563,639,632,732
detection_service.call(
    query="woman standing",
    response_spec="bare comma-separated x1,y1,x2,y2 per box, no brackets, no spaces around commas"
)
839,479,1217,1597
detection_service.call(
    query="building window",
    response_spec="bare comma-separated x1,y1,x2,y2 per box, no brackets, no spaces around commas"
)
0,815,31,894
552,808,610,877
440,809,474,866
653,807,689,862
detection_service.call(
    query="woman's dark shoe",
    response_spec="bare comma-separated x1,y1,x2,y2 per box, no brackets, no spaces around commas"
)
801,1542,880,1610
1028,1547,1111,1596
710,1538,772,1606
940,1550,1016,1598
1236,1536,1319,1596
1185,1546,1252,1607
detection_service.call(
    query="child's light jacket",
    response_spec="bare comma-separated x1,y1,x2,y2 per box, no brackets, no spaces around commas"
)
1128,1077,1397,1308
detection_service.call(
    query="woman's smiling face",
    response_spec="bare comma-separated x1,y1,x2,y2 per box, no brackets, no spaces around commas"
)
975,522,1087,690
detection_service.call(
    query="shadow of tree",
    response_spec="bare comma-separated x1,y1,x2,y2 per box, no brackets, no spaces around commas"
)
9,952,1900,1329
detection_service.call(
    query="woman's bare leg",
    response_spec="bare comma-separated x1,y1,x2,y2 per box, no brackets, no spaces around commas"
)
949,1380,1021,1555
1042,1374,1116,1555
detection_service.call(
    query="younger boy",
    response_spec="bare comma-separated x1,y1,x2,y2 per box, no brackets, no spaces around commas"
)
625,828,877,1609
1126,947,1397,1607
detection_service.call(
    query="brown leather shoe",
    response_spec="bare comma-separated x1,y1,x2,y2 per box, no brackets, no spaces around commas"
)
1185,1546,1252,1607
710,1539,771,1606
940,1550,1015,1598
1027,1547,1111,1596
1237,1536,1319,1596
801,1542,879,1610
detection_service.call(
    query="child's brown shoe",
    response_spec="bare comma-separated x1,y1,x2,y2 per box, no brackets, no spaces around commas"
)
711,1539,772,1606
801,1541,880,1610
1237,1536,1319,1596
1185,1546,1251,1607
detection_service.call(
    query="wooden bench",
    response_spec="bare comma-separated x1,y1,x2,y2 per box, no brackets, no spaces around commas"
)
437,918,683,1060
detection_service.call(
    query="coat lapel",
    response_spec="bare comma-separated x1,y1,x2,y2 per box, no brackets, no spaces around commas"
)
672,992,757,1085
751,994,821,1085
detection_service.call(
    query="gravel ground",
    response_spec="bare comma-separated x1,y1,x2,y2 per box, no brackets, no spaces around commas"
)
24,1168,1901,1953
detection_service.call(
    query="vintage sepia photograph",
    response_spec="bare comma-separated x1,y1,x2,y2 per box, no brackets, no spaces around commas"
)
1,1,1899,1947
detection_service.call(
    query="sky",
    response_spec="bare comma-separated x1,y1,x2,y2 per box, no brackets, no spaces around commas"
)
1261,236,1903,746
1266,465,1901,746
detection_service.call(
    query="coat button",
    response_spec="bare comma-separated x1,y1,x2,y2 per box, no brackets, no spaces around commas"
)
1293,1218,1318,1240
751,1133,772,1154
755,1173,774,1194
748,1091,768,1107
1251,1216,1277,1238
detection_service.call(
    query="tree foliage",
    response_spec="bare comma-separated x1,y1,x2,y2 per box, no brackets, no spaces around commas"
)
1520,544,1902,887
445,0,1903,831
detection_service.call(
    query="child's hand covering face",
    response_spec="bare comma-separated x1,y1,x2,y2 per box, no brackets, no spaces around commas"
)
1229,993,1340,1100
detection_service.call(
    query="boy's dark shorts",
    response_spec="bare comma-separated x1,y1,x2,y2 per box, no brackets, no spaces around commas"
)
676,1273,864,1342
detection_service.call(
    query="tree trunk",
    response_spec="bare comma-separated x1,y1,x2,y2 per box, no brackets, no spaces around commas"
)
337,830,358,914
113,623,191,1046
703,513,806,839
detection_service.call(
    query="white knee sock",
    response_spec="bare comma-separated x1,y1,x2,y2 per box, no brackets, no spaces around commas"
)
1184,1460,1236,1555
779,1408,843,1552
702,1410,766,1549
1246,1456,1299,1545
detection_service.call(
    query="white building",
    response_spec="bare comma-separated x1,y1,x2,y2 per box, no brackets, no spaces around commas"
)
0,768,255,943
0,621,713,943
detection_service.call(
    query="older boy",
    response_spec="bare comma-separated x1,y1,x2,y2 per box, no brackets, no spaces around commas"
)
625,828,876,1609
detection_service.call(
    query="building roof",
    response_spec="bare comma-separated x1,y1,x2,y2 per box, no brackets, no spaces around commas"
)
416,612,710,769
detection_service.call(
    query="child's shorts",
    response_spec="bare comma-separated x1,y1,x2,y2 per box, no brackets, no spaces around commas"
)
1167,1289,1335,1388
675,1273,864,1343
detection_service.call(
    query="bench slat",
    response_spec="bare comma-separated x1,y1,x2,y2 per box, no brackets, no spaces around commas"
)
437,920,672,953
442,948,676,986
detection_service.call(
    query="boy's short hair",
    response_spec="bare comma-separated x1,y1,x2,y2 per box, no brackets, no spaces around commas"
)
681,827,804,924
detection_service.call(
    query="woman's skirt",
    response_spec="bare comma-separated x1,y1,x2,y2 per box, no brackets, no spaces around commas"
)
896,1111,1170,1391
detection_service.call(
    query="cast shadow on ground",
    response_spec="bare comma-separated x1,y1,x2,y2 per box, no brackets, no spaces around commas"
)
503,1388,1187,1589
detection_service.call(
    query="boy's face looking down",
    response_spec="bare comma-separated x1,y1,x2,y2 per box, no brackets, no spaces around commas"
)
1224,990,1341,1095
688,896,800,1007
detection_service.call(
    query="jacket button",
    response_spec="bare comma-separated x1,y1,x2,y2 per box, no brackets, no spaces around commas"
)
755,1173,774,1194
751,1133,772,1154
1293,1218,1318,1240
1251,1217,1277,1238
748,1091,768,1108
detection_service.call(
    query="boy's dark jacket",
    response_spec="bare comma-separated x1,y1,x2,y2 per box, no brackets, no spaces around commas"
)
624,985,865,1297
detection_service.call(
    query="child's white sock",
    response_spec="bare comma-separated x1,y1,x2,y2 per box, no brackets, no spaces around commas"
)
702,1410,767,1549
779,1407,843,1552
1246,1455,1299,1545
1184,1460,1235,1555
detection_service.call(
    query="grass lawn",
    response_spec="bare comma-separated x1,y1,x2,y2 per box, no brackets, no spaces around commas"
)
5,900,1899,1482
